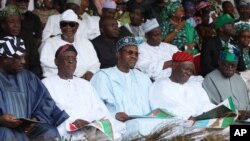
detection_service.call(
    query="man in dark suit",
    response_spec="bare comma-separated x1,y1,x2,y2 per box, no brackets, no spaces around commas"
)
201,14,237,76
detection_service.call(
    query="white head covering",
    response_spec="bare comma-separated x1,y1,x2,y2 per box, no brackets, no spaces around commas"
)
142,18,159,33
66,0,81,7
60,9,78,22
103,0,117,9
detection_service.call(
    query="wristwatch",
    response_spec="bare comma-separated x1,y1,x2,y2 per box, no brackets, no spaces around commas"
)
174,29,179,32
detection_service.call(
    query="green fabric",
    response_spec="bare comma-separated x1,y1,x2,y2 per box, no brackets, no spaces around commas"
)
185,22,195,43
161,20,199,51
219,50,238,62
0,5,20,20
242,50,250,69
235,23,250,33
214,14,236,29
160,1,182,22
119,11,131,26
186,48,199,55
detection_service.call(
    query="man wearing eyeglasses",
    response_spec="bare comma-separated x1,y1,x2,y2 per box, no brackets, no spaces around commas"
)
91,36,152,123
203,50,250,120
39,9,100,81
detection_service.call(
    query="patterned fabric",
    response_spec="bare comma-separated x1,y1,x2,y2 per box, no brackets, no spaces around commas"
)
0,4,20,20
219,50,238,62
0,72,28,118
0,36,26,58
242,50,250,69
160,0,182,22
116,36,137,51
235,21,250,33
172,51,194,63
207,0,223,16
55,44,78,58
161,21,199,50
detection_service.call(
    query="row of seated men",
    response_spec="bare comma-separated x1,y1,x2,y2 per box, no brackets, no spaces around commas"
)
1,0,250,78
0,0,250,140
0,33,249,140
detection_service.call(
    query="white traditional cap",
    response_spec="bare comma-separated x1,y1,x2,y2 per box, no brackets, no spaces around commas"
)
66,0,81,7
60,9,78,22
103,0,117,9
142,18,159,33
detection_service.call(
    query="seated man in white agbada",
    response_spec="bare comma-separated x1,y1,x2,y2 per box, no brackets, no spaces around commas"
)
135,18,179,80
39,9,100,81
42,44,125,140
150,51,215,120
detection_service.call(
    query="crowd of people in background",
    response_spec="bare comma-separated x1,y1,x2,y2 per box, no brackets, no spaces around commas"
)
0,0,250,140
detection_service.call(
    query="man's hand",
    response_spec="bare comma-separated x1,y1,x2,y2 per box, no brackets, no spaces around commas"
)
72,119,89,128
176,21,185,30
238,110,250,120
20,117,38,134
0,114,23,128
115,112,130,122
186,43,196,50
82,71,94,81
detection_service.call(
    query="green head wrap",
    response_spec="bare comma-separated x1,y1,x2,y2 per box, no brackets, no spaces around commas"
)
160,0,182,21
0,5,20,21
236,23,250,34
219,51,238,62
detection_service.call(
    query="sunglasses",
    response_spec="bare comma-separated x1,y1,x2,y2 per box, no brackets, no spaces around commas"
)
60,22,78,28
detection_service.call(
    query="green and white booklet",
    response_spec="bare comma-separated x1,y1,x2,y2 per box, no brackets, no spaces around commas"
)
193,97,238,128
64,118,114,140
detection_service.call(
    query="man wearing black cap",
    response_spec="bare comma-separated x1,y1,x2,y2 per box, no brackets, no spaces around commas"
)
0,36,69,140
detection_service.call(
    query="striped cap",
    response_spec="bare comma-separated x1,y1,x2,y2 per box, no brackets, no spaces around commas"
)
0,36,26,58
172,51,194,63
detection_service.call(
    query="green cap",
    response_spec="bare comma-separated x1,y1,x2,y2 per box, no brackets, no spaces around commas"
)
0,5,20,21
214,14,236,29
219,51,238,62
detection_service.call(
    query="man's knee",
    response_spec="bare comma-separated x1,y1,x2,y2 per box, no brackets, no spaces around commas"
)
28,123,60,141
0,126,28,141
